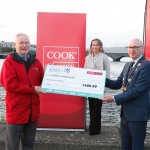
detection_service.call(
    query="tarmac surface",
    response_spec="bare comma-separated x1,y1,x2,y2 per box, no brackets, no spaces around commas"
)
0,124,150,150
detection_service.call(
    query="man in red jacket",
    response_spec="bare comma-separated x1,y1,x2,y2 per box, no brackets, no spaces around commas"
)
1,33,44,150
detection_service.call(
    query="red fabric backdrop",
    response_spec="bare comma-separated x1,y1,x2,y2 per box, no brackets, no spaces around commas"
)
36,12,86,130
145,0,150,59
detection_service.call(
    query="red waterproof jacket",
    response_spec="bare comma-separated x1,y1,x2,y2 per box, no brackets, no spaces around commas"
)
1,52,44,124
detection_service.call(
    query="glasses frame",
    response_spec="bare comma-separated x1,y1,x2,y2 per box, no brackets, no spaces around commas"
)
126,46,143,51
18,42,30,45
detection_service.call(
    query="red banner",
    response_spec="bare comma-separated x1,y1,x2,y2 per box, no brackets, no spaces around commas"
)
145,0,150,59
36,12,86,130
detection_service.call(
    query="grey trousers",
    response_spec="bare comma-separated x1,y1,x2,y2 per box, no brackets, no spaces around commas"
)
6,122,38,150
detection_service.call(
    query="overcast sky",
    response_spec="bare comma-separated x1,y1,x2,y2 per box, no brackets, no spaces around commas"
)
0,0,147,47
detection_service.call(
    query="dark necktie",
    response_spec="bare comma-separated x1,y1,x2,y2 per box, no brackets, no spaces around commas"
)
130,61,135,68
128,61,135,77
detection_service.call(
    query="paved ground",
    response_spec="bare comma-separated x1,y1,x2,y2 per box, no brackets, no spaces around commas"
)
0,124,150,150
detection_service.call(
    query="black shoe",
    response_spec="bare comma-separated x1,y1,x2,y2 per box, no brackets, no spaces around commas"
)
89,129,100,135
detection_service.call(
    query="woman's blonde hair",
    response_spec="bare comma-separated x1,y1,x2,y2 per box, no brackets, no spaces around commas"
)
89,38,104,53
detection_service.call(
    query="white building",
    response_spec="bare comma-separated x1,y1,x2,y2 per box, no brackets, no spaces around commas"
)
0,41,14,48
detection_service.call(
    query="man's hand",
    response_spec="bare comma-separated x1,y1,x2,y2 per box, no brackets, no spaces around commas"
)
35,86,45,94
100,94,114,102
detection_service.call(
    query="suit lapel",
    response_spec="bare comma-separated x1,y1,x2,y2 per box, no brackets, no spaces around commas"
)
123,56,145,89
132,56,145,72
123,63,131,87
128,56,145,77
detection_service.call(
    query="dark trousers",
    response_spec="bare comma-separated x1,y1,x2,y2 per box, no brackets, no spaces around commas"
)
88,97,102,134
6,122,38,150
120,116,147,150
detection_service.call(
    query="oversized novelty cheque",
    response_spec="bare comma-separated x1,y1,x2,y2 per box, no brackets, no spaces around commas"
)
41,65,106,98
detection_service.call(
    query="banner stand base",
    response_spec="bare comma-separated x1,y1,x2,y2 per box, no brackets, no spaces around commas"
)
37,128,85,132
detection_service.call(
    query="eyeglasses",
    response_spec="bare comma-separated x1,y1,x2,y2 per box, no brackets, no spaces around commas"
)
18,42,30,45
126,46,143,51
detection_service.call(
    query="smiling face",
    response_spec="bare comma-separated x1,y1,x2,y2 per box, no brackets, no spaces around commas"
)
127,38,144,61
91,40,100,54
14,34,30,58
90,39,103,56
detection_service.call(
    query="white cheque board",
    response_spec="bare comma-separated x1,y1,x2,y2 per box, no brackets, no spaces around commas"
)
41,65,106,98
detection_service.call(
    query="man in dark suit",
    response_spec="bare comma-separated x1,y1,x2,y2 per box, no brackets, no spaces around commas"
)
101,38,150,150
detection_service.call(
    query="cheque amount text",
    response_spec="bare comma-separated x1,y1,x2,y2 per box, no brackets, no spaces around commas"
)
82,84,97,88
